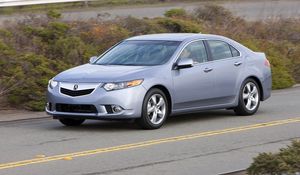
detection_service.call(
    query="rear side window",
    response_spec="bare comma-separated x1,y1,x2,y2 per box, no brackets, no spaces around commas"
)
178,41,208,64
207,40,239,60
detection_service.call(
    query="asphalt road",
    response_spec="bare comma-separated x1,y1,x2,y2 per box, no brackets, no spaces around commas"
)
1,0,300,26
0,86,300,175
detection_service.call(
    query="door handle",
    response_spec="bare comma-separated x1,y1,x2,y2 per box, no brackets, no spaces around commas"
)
234,61,242,66
204,67,213,73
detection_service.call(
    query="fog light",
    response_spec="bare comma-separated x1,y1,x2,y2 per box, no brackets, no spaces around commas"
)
111,105,123,113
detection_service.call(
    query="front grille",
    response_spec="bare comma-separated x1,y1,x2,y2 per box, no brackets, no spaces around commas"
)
60,88,94,97
56,104,98,113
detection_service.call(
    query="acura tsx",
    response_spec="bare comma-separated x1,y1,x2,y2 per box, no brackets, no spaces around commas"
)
46,33,271,129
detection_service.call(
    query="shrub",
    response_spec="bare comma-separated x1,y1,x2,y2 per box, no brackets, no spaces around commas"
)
51,36,93,65
80,23,130,52
164,8,187,18
0,40,19,102
0,38,14,56
287,45,300,82
119,16,167,35
247,140,300,175
154,17,203,33
194,4,234,24
247,20,300,44
6,53,69,110
23,21,70,42
46,9,62,19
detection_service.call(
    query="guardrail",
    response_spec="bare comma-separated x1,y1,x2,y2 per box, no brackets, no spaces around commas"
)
0,0,90,7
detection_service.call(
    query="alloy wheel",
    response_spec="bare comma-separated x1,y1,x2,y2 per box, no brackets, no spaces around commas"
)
242,82,259,111
147,94,166,125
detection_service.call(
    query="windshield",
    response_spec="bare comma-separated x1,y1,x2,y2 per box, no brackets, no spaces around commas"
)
94,40,181,66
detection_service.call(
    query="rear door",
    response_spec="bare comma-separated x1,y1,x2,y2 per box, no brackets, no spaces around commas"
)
206,40,244,105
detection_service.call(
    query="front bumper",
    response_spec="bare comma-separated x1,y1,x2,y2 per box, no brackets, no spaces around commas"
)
46,83,147,120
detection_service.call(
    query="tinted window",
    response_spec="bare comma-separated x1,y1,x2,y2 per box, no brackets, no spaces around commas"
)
179,41,208,63
95,40,181,66
230,45,240,57
207,40,232,60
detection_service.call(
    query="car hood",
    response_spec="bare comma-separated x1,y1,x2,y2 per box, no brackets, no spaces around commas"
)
54,64,153,83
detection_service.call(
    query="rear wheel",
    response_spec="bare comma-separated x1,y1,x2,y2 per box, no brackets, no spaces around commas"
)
234,78,260,116
136,88,169,129
59,118,85,126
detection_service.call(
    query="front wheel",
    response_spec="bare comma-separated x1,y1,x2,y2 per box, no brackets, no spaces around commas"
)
136,88,169,129
234,79,260,116
59,118,85,126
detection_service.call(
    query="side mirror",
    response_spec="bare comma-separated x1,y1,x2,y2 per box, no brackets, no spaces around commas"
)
175,58,194,69
89,56,98,64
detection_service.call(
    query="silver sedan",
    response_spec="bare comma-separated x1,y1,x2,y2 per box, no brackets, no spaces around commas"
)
46,33,272,129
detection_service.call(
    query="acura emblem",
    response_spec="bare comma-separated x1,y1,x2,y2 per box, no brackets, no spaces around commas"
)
73,84,78,90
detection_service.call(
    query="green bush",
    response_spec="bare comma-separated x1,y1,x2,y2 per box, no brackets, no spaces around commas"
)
247,140,300,175
0,40,19,105
119,16,167,35
46,9,62,19
51,36,92,65
164,8,187,18
6,53,69,111
154,17,203,33
194,4,235,24
287,45,300,82
23,21,69,42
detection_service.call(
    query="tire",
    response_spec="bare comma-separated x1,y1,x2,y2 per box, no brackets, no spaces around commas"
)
234,78,261,116
136,88,169,129
59,118,85,126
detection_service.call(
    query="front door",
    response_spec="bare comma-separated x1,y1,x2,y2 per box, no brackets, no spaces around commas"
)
172,40,215,112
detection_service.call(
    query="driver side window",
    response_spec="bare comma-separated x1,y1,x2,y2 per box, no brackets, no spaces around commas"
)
179,41,208,64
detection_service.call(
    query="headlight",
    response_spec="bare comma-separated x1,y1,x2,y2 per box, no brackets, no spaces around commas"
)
103,79,143,91
48,79,58,89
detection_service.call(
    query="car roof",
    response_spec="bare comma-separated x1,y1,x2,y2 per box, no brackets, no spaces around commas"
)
125,33,253,54
126,33,225,42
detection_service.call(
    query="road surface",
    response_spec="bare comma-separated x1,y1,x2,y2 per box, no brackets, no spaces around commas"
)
0,86,300,175
0,0,300,25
